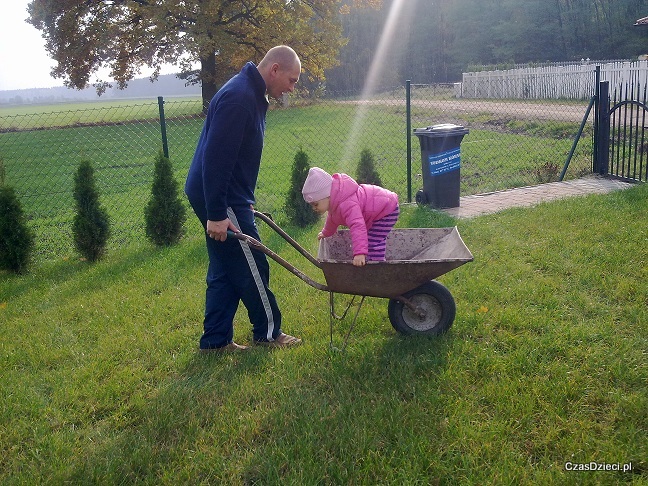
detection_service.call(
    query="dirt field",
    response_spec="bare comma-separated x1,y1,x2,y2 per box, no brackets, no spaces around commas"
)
340,98,592,123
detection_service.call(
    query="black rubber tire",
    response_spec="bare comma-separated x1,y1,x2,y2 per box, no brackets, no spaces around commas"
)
415,189,427,206
387,280,456,336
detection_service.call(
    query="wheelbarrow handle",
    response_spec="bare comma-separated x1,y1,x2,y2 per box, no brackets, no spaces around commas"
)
226,229,328,292
252,210,322,269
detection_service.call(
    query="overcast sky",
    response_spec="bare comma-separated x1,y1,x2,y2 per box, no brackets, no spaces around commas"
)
0,1,61,90
0,1,179,92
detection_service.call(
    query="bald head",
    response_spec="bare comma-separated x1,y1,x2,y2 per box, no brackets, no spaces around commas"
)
257,45,301,100
258,45,301,72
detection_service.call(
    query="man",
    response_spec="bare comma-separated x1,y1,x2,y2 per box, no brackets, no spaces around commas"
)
185,45,302,352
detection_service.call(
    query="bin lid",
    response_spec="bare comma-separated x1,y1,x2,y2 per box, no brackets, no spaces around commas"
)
414,123,469,137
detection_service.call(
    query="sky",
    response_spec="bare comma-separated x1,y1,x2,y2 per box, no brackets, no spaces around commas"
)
0,1,61,91
0,1,176,92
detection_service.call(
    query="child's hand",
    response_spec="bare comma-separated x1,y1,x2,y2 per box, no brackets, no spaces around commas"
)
353,254,366,267
317,232,324,240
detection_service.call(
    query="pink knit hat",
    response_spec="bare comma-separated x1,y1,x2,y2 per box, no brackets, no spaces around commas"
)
302,167,333,203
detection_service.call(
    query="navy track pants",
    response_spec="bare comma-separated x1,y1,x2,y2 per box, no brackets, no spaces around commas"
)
189,204,282,348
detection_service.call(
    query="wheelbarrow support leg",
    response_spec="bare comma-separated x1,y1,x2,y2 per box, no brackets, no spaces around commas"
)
329,292,366,351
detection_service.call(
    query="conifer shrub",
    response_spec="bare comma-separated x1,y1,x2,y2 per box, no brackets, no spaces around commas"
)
145,151,186,246
284,149,319,227
72,160,110,262
0,185,34,274
356,148,383,186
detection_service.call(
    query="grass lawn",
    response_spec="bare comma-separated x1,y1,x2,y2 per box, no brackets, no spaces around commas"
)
1,181,646,484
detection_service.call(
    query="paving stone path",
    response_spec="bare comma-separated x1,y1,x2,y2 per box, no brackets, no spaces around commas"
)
440,175,635,218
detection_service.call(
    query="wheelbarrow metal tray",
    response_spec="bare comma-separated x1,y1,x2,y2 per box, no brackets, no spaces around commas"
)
317,227,473,299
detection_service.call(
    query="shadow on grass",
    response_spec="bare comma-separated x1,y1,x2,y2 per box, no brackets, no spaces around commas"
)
1,237,207,307
59,345,277,483
56,321,455,483
238,332,455,483
1,244,153,302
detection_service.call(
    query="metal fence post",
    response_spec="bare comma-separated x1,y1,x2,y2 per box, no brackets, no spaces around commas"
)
158,96,169,158
560,95,596,181
596,81,610,175
593,66,601,172
406,80,412,203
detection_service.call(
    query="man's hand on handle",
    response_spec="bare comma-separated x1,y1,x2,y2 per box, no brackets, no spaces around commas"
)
206,218,240,241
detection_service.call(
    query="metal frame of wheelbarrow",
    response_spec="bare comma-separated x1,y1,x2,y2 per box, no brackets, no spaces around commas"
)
227,210,474,349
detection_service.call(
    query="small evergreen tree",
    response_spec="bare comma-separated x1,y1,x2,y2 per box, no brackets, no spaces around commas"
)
145,151,186,246
73,160,110,262
356,148,383,186
0,186,34,274
284,149,319,227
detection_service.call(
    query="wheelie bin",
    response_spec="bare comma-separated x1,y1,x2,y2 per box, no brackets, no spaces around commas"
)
414,123,469,208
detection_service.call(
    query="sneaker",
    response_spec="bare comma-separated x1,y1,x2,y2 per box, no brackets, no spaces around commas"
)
253,332,302,348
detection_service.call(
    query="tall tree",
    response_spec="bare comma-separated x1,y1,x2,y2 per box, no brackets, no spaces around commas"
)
27,0,381,109
401,0,456,83
326,4,386,93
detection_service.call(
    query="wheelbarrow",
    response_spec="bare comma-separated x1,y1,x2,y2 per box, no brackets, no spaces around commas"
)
228,211,473,348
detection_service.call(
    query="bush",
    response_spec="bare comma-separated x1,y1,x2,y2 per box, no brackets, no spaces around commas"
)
145,151,186,246
0,186,34,274
356,148,383,186
73,160,110,262
284,149,320,227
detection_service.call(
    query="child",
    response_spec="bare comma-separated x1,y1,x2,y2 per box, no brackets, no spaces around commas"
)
302,167,399,266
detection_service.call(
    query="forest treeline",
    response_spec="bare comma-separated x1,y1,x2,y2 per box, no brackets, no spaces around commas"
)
325,0,648,93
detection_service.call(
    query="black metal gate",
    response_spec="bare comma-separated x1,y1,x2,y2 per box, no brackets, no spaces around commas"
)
596,81,648,182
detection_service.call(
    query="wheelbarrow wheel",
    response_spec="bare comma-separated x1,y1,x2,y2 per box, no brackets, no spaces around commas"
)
388,280,456,336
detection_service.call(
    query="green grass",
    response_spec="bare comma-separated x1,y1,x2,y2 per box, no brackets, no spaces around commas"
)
1,184,646,484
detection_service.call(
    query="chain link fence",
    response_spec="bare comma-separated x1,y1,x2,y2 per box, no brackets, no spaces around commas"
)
0,86,594,261
407,83,594,197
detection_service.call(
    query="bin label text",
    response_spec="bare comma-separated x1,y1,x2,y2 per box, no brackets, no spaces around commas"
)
428,148,460,175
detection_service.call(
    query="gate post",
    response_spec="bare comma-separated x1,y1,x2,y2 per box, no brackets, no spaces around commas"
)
593,66,600,172
406,80,412,203
595,82,610,175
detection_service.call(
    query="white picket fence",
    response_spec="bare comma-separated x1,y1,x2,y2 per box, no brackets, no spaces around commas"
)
458,60,648,100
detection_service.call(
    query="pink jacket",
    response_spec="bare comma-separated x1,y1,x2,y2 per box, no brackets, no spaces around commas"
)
321,173,399,256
